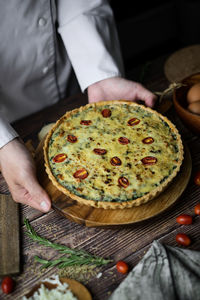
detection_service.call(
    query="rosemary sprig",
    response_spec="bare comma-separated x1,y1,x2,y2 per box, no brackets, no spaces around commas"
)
34,255,108,269
24,218,111,268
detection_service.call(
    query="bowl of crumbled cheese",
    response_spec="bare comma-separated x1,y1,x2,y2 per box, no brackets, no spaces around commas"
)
22,275,92,300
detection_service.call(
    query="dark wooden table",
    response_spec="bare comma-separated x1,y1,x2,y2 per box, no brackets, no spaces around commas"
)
0,53,200,300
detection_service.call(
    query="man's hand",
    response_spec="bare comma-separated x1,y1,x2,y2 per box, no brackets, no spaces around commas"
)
87,77,157,107
0,138,51,212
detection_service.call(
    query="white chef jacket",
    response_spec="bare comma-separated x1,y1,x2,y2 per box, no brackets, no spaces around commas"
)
0,0,124,148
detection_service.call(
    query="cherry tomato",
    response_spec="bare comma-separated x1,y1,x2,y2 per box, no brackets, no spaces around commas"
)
116,261,129,274
194,203,200,215
1,276,14,294
118,177,129,188
93,148,107,155
101,109,111,117
73,168,88,179
118,137,130,145
176,214,193,225
142,137,154,144
67,135,77,143
80,120,92,125
110,156,122,166
194,171,200,186
141,156,157,165
53,153,67,163
127,118,140,126
176,233,191,246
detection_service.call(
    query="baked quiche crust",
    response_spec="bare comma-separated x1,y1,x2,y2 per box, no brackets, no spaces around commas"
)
44,100,184,209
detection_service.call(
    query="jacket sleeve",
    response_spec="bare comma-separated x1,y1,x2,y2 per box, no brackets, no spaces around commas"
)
0,113,19,148
57,0,124,92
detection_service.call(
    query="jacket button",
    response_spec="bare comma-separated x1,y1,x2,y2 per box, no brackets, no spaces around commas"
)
42,66,49,74
38,17,47,27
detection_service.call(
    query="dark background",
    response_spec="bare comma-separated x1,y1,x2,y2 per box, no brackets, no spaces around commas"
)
110,0,200,73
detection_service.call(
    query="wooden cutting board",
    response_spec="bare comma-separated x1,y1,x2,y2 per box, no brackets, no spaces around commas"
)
0,194,20,276
35,140,192,227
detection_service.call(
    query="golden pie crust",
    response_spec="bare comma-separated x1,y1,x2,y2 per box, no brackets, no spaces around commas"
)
44,100,184,209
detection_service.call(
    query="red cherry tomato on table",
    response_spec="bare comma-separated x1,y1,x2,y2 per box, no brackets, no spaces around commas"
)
176,214,193,225
1,276,14,294
176,233,191,246
194,171,200,186
116,261,129,274
194,203,200,215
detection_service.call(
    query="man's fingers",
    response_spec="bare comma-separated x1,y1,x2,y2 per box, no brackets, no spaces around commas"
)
135,84,157,107
144,94,157,108
10,178,51,212
0,138,51,212
25,178,51,212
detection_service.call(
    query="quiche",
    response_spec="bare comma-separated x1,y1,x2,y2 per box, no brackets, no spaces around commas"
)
44,100,184,209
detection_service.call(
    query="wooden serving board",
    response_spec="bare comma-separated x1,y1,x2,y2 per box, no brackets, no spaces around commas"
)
35,141,192,227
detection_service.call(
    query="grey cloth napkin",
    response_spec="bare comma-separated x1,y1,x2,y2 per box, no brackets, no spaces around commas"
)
109,240,200,300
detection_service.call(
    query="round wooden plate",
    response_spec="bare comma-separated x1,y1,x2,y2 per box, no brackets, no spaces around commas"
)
24,277,92,300
35,141,191,227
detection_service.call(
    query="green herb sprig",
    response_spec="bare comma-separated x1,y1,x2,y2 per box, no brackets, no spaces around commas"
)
24,218,111,269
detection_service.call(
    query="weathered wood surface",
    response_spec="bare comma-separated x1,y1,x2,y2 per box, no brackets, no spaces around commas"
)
0,194,20,276
0,54,200,300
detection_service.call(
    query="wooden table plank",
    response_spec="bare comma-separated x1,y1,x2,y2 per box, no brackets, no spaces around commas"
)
0,194,20,276
0,53,199,299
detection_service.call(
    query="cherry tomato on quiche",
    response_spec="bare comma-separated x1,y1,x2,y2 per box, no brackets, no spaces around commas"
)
93,148,107,155
116,261,129,274
142,137,154,144
73,168,88,179
141,156,157,165
194,171,200,186
127,118,140,126
80,120,92,125
110,156,122,166
194,203,200,215
176,214,193,225
53,153,67,163
118,137,130,145
101,109,111,118
118,177,129,188
1,276,14,294
176,233,191,246
67,135,77,143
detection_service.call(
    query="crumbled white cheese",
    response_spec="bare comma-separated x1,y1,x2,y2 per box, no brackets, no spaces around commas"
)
22,275,78,300
96,272,102,278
